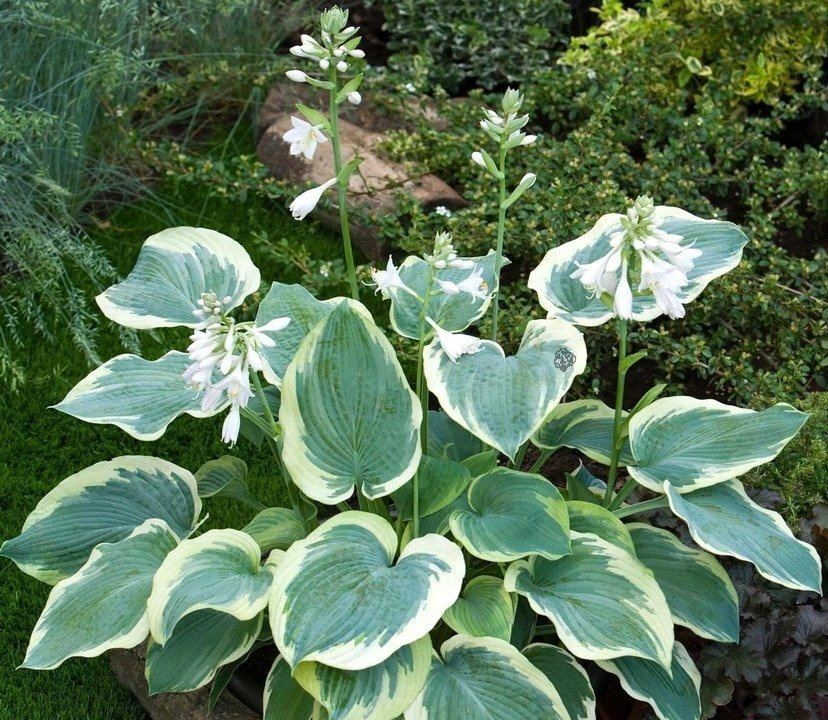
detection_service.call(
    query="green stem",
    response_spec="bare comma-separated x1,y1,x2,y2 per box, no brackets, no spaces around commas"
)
609,477,639,511
490,143,507,343
328,67,359,301
613,496,669,519
511,441,529,471
533,624,558,637
528,449,552,475
603,318,628,508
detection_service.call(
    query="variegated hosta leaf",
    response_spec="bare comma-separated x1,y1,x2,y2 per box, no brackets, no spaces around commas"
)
443,576,515,641
565,464,607,505
527,206,748,326
450,469,570,562
532,400,633,465
504,532,674,667
424,319,587,459
148,529,275,644
255,282,340,383
146,608,263,694
243,507,306,554
270,512,464,671
0,456,200,584
628,523,738,642
462,450,498,479
389,252,502,339
96,226,260,329
522,644,596,720
404,635,571,720
415,492,473,538
52,351,222,441
294,636,432,720
264,656,316,720
628,397,808,493
22,519,179,670
596,642,702,720
666,480,821,592
566,502,636,556
392,455,470,522
195,456,263,509
510,597,538,651
427,410,485,462
280,301,422,504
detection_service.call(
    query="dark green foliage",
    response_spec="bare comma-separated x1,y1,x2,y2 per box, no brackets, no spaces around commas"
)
373,0,571,93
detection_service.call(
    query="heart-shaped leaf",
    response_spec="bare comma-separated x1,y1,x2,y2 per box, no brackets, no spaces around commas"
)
533,400,632,465
528,207,748,326
294,636,432,720
392,455,470,522
255,283,340,383
404,635,570,720
22,519,179,670
52,351,222,441
424,319,586,459
505,532,674,667
628,524,738,642
148,529,276,644
427,410,485,462
280,301,422,504
389,252,501,339
443,576,515,641
450,468,570,562
1,456,200,584
195,456,263,509
243,508,306,554
264,656,316,720
523,644,596,720
96,226,260,329
596,642,702,720
628,397,807,493
665,480,821,592
270,512,464,671
567,502,636,556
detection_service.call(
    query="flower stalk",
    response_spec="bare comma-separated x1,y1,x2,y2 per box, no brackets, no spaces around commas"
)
602,318,628,507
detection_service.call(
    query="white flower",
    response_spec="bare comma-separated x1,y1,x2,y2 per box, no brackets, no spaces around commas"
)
521,134,537,146
448,258,475,270
404,82,416,93
319,58,330,70
367,256,407,298
248,317,291,348
434,205,452,217
426,317,483,363
214,366,253,446
285,70,309,83
336,60,348,72
347,91,362,105
283,117,328,160
436,267,487,302
638,252,690,319
570,245,623,298
613,258,633,320
289,177,337,220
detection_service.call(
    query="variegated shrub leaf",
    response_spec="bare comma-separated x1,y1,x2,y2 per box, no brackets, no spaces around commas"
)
404,635,571,720
96,226,260,329
522,644,596,720
195,456,263,509
243,507,306,553
596,642,702,720
294,636,432,720
527,207,747,326
389,252,501,339
22,519,179,670
628,397,807,493
280,301,422,504
392,455,470,522
1,456,200,584
270,512,464,671
52,351,222,441
450,469,570,562
443,575,515,641
424,319,586,459
264,656,316,720
146,608,263,694
255,282,340,383
566,502,636,556
427,410,485,462
628,523,738,642
666,480,821,592
504,532,674,667
532,400,633,465
148,529,275,644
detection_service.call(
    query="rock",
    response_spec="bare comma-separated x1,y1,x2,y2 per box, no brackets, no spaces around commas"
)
110,645,259,720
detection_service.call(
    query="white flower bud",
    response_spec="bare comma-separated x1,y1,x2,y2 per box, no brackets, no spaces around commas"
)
286,70,309,83
349,49,365,58
336,60,348,73
471,151,485,168
521,134,537,145
319,58,330,70
347,91,362,105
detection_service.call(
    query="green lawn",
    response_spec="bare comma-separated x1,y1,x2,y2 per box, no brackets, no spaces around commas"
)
0,188,341,719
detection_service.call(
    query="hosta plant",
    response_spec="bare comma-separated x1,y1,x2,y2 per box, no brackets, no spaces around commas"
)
2,8,822,720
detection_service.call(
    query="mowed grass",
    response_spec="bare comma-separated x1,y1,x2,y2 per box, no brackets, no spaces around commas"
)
0,186,341,719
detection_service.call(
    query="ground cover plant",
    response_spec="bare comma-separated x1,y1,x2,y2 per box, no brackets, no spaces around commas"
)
2,8,823,720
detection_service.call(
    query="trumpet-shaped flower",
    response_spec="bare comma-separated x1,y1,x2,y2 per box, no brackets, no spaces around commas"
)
289,177,337,220
367,256,407,298
283,117,328,160
426,317,482,363
436,267,488,302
